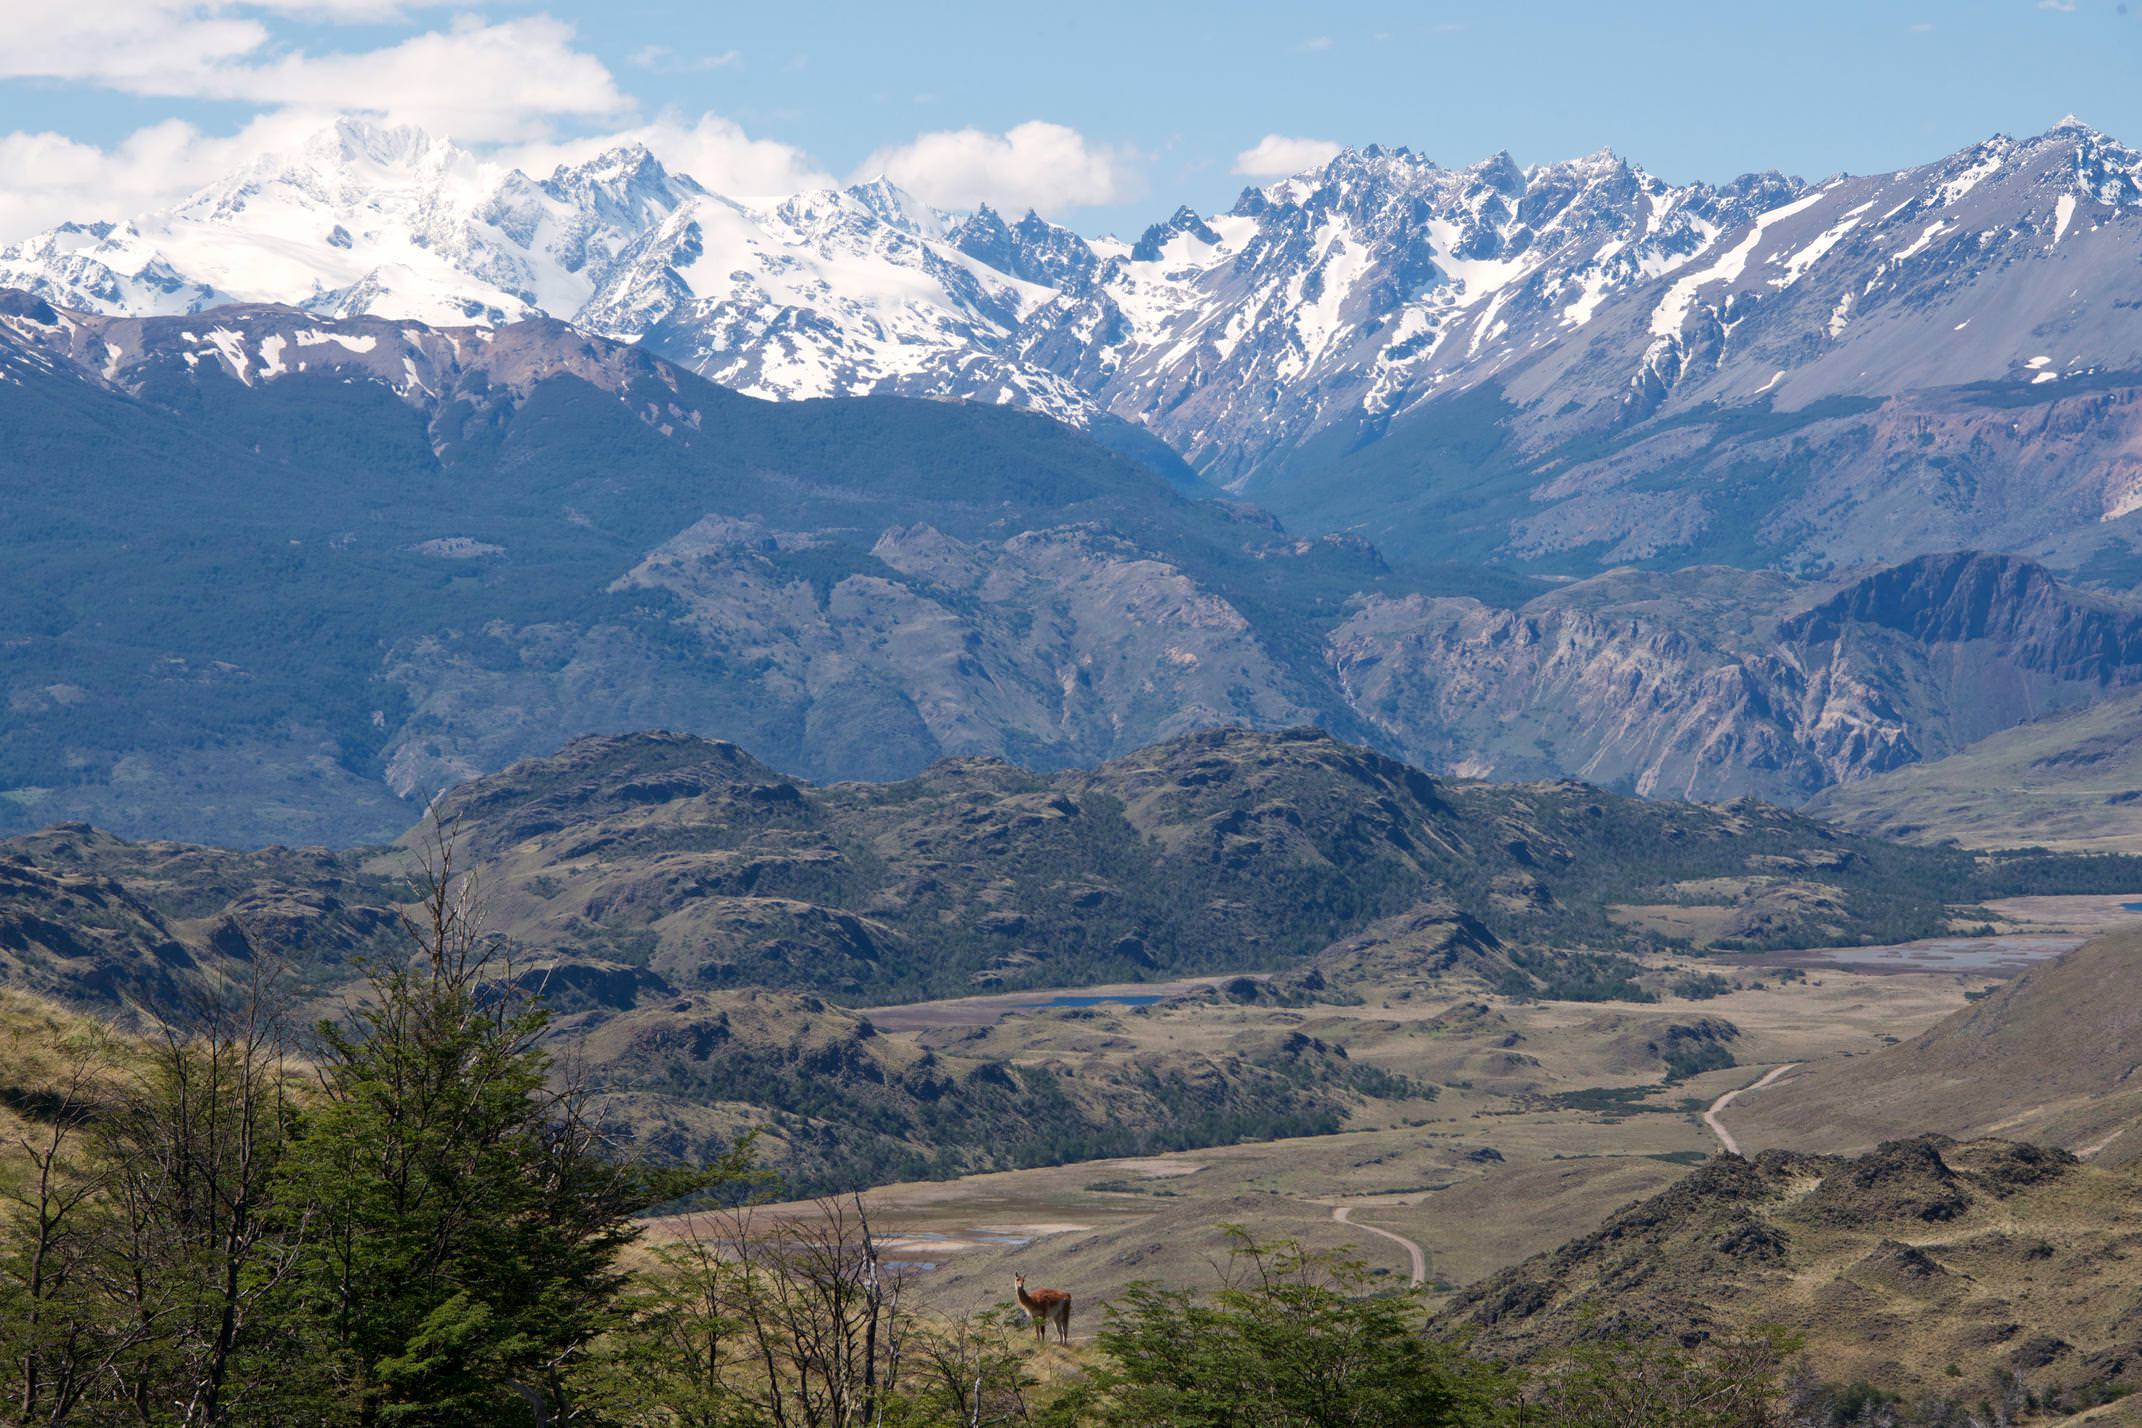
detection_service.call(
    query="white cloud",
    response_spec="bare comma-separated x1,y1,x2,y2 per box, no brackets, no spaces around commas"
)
0,1,866,238
628,44,742,73
3,5,628,143
0,111,327,239
2037,0,2078,10
1233,134,1343,178
1296,35,1334,51
5,0,458,89
212,17,631,140
0,5,1142,237
4,2,271,90
0,104,838,242
507,112,834,197
854,121,1138,215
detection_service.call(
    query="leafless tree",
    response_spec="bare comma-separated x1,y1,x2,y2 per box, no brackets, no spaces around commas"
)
94,975,304,1427
675,1197,912,1428
0,1028,128,1426
905,1309,1041,1428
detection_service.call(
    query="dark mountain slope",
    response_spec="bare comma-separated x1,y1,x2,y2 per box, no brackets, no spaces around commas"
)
414,725,2069,1002
18,293,2142,844
1805,686,2142,852
1330,552,2142,803
0,294,1505,844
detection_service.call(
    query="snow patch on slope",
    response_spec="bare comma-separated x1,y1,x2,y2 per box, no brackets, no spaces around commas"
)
1650,191,1826,337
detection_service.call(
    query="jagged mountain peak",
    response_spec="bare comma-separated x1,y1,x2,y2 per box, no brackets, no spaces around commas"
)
1129,204,1223,261
1469,148,1527,193
7,119,2142,521
948,205,1098,291
541,141,703,207
840,174,944,237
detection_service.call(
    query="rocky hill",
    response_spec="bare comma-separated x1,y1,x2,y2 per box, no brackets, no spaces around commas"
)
1441,1137,2142,1412
417,725,2043,1002
562,987,1420,1194
0,824,406,1016
1,725,2089,1015
1726,928,2142,1166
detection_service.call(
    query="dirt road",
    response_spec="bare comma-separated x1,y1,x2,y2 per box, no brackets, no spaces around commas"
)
1703,1063,1800,1155
1330,1204,1427,1287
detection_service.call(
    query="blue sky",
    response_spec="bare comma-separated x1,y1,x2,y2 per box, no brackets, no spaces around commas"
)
3,0,2139,239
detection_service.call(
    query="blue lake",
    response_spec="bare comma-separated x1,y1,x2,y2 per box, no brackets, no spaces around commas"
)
1036,993,1168,1009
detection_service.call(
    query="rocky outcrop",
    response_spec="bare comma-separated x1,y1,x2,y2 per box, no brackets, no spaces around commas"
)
1326,555,2142,803
0,825,406,1016
1437,1136,2131,1403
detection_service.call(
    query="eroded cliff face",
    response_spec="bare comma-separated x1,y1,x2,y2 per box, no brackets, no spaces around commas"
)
1325,554,2142,803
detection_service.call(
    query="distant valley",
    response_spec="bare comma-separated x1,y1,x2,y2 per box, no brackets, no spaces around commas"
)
9,723,2129,1191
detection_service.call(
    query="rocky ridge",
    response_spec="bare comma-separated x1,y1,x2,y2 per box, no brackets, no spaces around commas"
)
1439,1136,2142,1410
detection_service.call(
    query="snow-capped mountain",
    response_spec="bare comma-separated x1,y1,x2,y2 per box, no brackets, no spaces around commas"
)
1500,116,2142,429
575,179,1091,422
1026,146,1802,481
0,118,1096,424
1362,117,2142,573
0,119,1818,457
0,120,707,326
8,115,2142,533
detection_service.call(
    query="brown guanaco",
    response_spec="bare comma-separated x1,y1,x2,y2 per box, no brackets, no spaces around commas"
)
1013,1272,1071,1344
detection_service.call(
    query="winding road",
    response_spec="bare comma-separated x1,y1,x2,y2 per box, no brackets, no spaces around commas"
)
1703,1063,1800,1155
1330,1204,1427,1287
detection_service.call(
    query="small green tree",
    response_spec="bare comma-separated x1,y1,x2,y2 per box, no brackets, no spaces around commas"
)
570,1232,751,1428
269,830,707,1426
1517,1331,1795,1428
1074,1226,1508,1428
